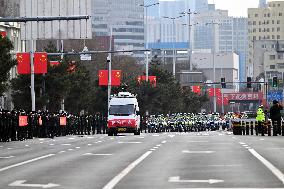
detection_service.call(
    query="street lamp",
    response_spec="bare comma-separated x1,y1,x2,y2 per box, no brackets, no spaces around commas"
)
163,15,185,77
139,3,159,81
180,9,198,71
206,21,220,113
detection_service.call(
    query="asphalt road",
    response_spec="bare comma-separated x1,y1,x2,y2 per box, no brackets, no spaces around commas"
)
0,131,284,189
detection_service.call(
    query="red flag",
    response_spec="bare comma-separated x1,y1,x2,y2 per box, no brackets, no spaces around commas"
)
215,88,221,97
19,116,28,127
192,86,201,95
50,61,60,67
99,70,108,86
207,88,214,97
17,53,31,74
111,70,121,86
60,117,67,126
0,31,7,38
34,52,47,74
149,76,157,87
223,96,229,105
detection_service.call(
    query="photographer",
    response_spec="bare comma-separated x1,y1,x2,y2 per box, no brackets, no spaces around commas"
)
270,100,283,136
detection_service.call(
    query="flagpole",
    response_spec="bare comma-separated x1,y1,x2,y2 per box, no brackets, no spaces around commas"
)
107,26,112,112
30,39,35,111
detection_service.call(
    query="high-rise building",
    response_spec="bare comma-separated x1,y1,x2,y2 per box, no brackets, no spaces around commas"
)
259,0,267,8
195,0,208,12
192,6,248,81
247,1,284,79
92,0,144,58
0,0,20,17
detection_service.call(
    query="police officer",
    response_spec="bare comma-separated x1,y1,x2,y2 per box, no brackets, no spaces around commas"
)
270,100,283,136
256,105,265,136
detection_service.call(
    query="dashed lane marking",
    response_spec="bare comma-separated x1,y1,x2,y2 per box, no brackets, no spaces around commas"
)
61,144,71,146
208,164,242,167
0,154,55,172
68,138,75,140
49,144,54,146
161,141,167,144
87,144,92,146
68,149,73,151
182,150,215,154
102,151,152,189
118,142,142,144
83,153,113,156
150,149,156,151
58,151,66,154
0,156,15,159
75,147,81,149
156,144,161,147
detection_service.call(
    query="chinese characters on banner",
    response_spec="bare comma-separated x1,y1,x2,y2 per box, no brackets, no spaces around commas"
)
223,92,263,101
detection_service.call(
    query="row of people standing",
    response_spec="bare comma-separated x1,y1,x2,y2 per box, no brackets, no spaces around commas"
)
0,109,107,142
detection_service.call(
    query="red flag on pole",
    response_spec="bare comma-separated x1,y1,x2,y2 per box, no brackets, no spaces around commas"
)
49,61,60,67
0,31,7,38
99,70,108,86
111,70,121,86
192,86,201,95
17,53,31,74
149,76,157,87
34,52,47,74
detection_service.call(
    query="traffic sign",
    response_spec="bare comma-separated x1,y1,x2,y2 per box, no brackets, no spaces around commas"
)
268,91,283,102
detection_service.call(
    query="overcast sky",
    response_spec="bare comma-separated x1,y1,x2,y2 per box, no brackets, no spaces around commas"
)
208,0,259,17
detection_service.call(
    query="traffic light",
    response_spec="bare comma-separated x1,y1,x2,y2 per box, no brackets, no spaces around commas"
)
247,77,252,88
272,76,278,87
221,77,226,88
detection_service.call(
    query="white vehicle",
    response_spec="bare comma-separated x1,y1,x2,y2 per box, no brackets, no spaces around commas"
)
107,92,140,136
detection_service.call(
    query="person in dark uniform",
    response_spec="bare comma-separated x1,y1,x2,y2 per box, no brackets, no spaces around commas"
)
270,100,283,136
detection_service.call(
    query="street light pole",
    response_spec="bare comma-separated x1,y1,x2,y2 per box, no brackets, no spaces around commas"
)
139,3,159,81
181,9,197,71
107,26,112,112
163,15,184,77
206,21,220,113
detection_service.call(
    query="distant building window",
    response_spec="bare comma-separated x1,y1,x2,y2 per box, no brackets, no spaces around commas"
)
277,27,280,32
272,35,275,39
255,14,258,17
253,21,256,25
268,13,270,17
277,20,280,24
264,14,266,17
270,55,276,60
253,36,256,40
272,28,275,32
267,28,270,32
259,28,262,32
277,35,280,39
280,13,283,16
278,4,281,7
272,20,275,24
270,65,276,69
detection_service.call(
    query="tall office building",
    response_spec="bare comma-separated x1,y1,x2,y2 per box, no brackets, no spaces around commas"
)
92,0,144,58
0,0,20,17
248,1,284,79
195,0,208,12
192,6,248,81
259,0,267,8
144,0,159,18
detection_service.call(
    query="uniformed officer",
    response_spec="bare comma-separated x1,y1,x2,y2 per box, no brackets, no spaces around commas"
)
256,105,265,136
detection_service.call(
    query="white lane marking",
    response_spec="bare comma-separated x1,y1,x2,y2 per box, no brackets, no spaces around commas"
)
49,144,54,146
182,150,215,154
0,154,55,172
161,140,167,144
102,151,152,189
52,140,56,142
0,156,15,159
118,142,142,144
87,144,92,146
110,138,114,140
68,149,73,151
239,142,246,145
87,136,94,139
61,144,71,146
9,180,60,188
260,138,265,141
68,138,75,140
98,141,102,143
83,153,113,156
153,147,158,149
25,145,29,147
188,141,209,143
100,137,104,139
39,139,45,141
168,134,175,138
136,137,145,139
156,144,161,147
150,149,156,151
168,176,224,184
75,147,81,149
7,148,12,150
118,136,125,138
248,148,284,184
40,142,43,144
246,147,251,149
153,134,160,137
58,151,66,154
242,145,248,147
232,137,237,139
208,164,242,167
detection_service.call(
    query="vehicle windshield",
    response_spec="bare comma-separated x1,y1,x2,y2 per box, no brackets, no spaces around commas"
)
109,104,135,116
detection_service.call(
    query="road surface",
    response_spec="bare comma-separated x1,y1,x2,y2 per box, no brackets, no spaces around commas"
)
0,131,284,189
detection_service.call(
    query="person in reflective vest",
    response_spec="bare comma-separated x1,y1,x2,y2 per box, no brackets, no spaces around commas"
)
256,105,265,135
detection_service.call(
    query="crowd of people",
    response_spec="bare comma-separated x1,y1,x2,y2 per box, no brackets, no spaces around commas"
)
0,109,107,142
